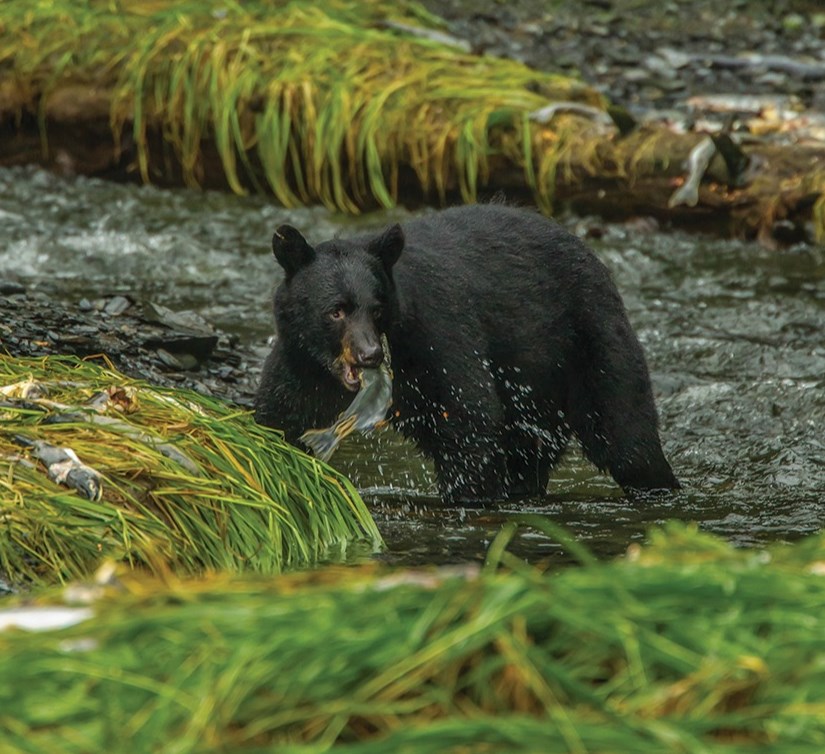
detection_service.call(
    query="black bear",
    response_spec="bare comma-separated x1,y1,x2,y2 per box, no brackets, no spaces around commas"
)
255,204,678,503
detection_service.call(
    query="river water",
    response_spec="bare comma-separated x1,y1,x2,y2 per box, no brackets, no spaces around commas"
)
2,166,824,566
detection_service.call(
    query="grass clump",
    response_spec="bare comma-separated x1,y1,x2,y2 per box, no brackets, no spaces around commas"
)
2,523,825,752
0,0,601,212
0,355,381,587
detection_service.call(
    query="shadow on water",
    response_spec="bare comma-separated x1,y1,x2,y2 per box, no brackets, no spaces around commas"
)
2,167,824,566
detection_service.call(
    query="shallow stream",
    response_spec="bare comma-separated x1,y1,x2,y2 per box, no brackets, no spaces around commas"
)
2,166,824,566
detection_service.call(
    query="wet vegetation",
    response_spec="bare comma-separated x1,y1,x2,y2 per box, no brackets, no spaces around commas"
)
1,0,596,210
0,355,379,587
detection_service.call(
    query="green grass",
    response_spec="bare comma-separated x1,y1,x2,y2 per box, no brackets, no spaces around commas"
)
0,0,601,212
2,522,825,752
0,355,381,586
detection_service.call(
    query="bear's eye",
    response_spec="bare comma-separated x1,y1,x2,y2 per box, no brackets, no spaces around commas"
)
329,307,346,321
372,306,383,320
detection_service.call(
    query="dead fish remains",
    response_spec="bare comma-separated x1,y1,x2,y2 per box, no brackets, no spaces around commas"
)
668,135,717,208
12,435,103,500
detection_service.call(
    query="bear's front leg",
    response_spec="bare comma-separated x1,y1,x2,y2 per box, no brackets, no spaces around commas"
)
431,441,508,506
392,350,511,505
254,343,351,444
419,412,509,506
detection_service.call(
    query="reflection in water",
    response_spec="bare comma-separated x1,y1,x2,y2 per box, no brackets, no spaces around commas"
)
2,166,823,566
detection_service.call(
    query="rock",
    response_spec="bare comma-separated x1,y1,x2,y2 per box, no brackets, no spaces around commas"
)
0,293,259,407
155,349,200,371
0,281,25,296
143,332,219,363
140,300,220,364
142,301,214,333
103,295,133,315
643,54,677,79
657,47,692,69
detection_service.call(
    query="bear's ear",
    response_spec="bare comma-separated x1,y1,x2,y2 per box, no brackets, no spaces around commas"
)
272,225,314,278
367,223,405,271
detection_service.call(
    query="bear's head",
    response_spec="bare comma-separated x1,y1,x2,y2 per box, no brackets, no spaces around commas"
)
270,223,404,391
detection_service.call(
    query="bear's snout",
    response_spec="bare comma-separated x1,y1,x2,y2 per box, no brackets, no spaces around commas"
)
353,340,383,368
344,317,384,369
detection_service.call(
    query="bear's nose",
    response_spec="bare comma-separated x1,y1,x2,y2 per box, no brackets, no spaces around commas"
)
355,342,383,368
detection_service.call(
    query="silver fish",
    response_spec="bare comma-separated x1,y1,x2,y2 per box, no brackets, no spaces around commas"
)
300,342,393,463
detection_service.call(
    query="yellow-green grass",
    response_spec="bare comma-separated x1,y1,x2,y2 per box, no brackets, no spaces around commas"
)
0,0,601,211
2,522,825,752
0,355,381,587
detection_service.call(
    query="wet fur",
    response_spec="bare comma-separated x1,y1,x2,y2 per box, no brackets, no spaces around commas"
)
255,204,679,503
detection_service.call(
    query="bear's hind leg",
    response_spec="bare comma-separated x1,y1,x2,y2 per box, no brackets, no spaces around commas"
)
569,320,679,492
575,412,678,492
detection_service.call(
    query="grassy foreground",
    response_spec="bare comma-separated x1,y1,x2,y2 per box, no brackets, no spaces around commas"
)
1,0,598,211
0,355,381,586
1,523,825,752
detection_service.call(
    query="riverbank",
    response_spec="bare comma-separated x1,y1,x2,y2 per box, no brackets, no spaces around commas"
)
2,0,823,243
0,282,262,407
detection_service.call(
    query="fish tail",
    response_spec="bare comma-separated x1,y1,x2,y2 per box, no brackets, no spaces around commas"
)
299,428,340,463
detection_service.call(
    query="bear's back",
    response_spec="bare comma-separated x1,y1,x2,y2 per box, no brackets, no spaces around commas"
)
391,204,607,326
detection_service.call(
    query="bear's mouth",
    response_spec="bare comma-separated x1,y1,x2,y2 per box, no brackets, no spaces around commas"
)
340,361,362,392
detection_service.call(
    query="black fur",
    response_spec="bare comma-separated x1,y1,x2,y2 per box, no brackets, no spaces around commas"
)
255,204,678,503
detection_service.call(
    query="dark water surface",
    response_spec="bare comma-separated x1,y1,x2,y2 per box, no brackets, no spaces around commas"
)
2,167,823,566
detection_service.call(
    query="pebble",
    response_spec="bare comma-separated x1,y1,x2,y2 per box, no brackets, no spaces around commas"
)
420,0,825,115
103,295,133,315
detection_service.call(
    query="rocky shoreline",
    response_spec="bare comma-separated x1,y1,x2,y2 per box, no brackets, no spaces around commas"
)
420,0,825,116
0,288,263,407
